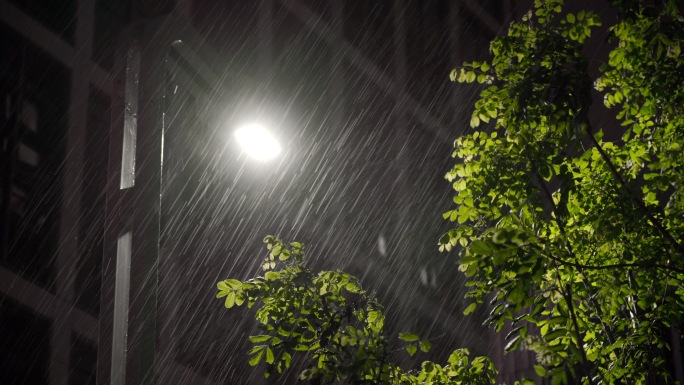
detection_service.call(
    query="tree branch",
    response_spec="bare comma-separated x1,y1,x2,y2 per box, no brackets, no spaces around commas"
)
559,282,594,385
532,169,575,256
545,253,684,275
533,169,618,346
585,124,684,257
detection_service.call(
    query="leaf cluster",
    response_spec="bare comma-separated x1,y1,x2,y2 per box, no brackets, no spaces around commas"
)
217,237,506,384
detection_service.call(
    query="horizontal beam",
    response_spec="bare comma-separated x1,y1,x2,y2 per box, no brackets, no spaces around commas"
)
0,0,112,94
0,266,98,341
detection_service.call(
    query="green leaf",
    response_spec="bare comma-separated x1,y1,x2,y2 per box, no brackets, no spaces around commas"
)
450,69,457,81
399,333,420,342
420,340,432,353
406,345,418,356
424,361,435,374
465,71,476,83
266,347,275,364
543,329,566,342
504,335,521,352
249,348,264,366
534,365,547,376
450,209,459,222
345,282,363,294
224,292,236,308
249,335,271,343
470,115,481,128
469,240,493,255
217,281,229,291
367,310,381,323
264,271,279,281
463,302,478,315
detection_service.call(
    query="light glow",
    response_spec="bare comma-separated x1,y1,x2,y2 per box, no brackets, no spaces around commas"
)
234,124,282,161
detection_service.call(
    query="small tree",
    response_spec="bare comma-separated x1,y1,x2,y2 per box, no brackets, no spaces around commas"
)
441,0,684,383
217,0,684,383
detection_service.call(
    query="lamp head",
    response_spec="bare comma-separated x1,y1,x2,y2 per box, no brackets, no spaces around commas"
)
234,123,282,161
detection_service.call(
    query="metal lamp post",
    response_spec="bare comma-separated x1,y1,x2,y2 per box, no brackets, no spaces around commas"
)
97,10,281,384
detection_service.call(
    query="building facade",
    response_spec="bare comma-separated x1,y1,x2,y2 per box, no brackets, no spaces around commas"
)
0,1,530,384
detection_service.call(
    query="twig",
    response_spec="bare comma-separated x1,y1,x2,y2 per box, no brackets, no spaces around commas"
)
545,253,684,275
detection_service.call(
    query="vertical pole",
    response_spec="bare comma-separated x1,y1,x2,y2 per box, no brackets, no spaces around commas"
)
98,18,171,385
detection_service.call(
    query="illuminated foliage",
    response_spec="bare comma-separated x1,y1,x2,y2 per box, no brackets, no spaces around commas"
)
217,236,499,384
442,0,684,383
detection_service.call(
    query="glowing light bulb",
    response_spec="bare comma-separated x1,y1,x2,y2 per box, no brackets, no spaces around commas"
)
234,124,282,161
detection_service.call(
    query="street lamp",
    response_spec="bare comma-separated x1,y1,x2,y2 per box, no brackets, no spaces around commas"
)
234,123,282,161
100,15,286,384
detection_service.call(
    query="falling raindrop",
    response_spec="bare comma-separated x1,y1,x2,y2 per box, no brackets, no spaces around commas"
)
377,234,387,257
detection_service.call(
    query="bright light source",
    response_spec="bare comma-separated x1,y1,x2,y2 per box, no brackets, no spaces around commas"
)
234,124,282,161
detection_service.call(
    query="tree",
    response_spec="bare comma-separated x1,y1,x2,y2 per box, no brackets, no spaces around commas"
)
217,0,684,383
217,236,500,384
